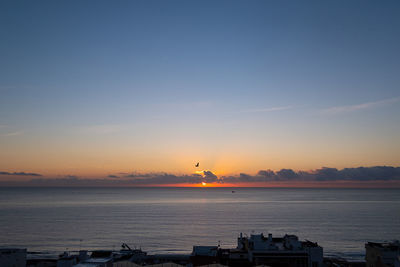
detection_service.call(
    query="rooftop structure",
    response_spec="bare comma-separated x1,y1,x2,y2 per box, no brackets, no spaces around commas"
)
191,233,323,267
192,246,219,257
234,233,323,267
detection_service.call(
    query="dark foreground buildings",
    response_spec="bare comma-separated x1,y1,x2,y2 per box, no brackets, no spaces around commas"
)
2,233,399,267
365,241,400,267
191,233,323,267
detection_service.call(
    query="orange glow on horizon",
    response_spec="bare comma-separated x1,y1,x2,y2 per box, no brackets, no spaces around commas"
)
138,180,400,188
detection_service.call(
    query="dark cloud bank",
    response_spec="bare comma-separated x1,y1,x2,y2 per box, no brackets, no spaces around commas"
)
0,171,42,177
223,166,400,183
1,166,400,186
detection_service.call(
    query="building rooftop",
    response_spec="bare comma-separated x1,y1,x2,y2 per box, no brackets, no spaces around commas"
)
237,233,322,252
84,257,112,263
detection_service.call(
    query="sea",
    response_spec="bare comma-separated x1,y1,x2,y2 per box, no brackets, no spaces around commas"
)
0,187,399,261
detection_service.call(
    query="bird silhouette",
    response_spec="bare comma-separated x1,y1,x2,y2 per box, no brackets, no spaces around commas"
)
195,162,199,167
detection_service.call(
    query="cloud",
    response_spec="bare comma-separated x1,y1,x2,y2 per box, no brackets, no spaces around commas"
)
312,167,340,181
29,171,220,186
122,172,206,184
10,172,212,186
1,167,400,187
124,173,154,178
63,175,79,179
0,131,24,137
323,97,400,114
327,166,400,181
202,171,220,183
276,169,299,180
238,105,294,114
0,125,24,137
0,171,42,177
19,177,86,187
221,166,400,183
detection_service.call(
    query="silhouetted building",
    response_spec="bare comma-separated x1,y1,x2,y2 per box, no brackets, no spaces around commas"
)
232,233,323,267
191,233,323,267
0,248,27,267
366,241,400,267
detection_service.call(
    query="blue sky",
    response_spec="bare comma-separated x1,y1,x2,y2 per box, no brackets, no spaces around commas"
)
0,0,399,177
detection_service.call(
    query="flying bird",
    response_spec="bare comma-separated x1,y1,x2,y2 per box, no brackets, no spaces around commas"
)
195,162,199,167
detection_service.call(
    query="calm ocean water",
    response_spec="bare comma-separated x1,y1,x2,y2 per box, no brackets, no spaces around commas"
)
0,187,399,260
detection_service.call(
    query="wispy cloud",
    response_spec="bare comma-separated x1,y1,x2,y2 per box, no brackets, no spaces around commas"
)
63,175,79,179
0,131,24,137
0,125,24,137
0,171,42,177
323,97,400,114
237,105,294,114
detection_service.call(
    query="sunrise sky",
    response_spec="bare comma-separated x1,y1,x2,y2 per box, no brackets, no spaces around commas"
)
1,1,400,186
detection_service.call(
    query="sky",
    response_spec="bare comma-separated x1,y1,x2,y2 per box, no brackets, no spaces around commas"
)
0,0,400,186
